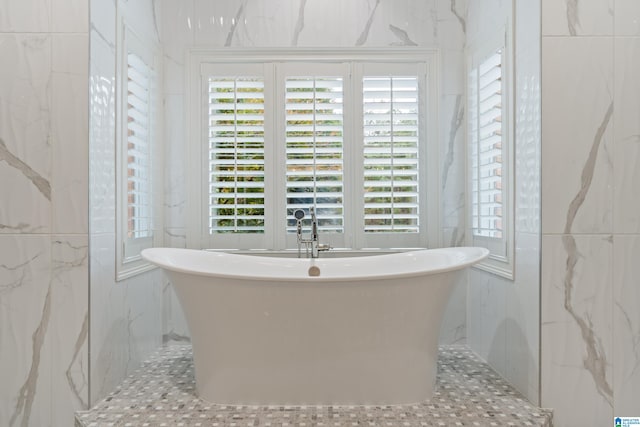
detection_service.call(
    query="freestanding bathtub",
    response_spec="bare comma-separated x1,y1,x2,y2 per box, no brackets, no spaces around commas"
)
142,247,488,405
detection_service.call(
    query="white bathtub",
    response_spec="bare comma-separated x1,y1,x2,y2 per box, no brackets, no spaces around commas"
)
142,247,488,405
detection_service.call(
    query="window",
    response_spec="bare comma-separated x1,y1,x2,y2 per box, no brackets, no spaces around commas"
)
362,76,420,233
285,76,344,234
188,51,437,251
116,22,163,279
208,76,266,234
467,29,514,279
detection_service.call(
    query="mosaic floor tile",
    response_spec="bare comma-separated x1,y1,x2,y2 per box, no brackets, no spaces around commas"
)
76,345,552,427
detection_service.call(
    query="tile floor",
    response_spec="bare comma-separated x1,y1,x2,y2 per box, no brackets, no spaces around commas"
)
76,345,552,427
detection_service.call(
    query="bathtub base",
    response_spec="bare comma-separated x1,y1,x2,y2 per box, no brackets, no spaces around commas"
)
171,271,457,405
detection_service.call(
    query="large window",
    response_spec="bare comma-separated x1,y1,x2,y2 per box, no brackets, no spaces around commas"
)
189,52,436,250
467,29,514,278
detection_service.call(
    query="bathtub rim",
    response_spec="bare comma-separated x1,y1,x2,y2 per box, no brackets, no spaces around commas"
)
142,246,489,283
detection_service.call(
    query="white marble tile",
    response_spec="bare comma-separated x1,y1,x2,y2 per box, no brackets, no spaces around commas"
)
467,268,507,374
52,0,89,33
88,233,125,404
0,235,52,427
89,0,116,46
161,0,194,61
467,0,510,44
613,38,640,234
438,270,467,345
615,0,640,36
163,53,185,96
164,227,186,249
541,0,613,36
613,235,640,417
162,278,190,344
442,227,465,250
0,34,52,235
88,232,164,404
541,234,613,427
0,0,50,32
88,31,116,236
541,37,613,235
119,0,161,45
355,0,434,47
436,0,466,50
440,49,465,96
164,95,186,230
123,269,164,358
516,0,541,45
52,34,89,235
506,232,540,405
440,94,466,235
515,0,541,236
194,0,266,47
49,235,89,425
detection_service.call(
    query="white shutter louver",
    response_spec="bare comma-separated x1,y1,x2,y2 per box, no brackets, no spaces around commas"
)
471,50,503,239
126,52,153,239
362,77,420,233
208,77,266,234
285,77,344,233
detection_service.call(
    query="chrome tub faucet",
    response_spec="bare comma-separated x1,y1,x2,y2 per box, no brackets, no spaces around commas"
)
294,207,331,258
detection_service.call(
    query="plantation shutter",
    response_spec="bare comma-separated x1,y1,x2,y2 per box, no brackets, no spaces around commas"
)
471,50,503,239
126,52,153,240
208,77,265,234
362,76,420,233
285,76,344,233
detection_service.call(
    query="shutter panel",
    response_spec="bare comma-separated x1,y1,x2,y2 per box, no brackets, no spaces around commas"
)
285,77,344,233
208,77,266,234
126,52,153,239
362,77,419,233
472,50,503,239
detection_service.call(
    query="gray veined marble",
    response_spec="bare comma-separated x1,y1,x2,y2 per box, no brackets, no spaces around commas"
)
0,137,51,201
291,0,307,47
450,0,466,34
66,313,89,408
562,101,614,406
388,24,418,46
224,0,247,47
566,0,580,36
441,94,464,191
355,0,381,46
151,0,161,44
9,283,52,427
564,102,613,236
0,253,41,294
0,223,41,233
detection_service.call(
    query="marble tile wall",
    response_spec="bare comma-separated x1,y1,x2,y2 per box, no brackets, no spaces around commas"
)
88,0,165,407
0,1,90,426
541,0,640,425
160,0,469,347
465,0,541,406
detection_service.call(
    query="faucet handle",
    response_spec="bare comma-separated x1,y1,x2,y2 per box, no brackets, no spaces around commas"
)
317,243,331,252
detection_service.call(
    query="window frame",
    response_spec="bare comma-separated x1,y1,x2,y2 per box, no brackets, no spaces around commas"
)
186,49,440,251
466,25,515,279
115,18,164,280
